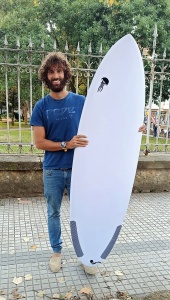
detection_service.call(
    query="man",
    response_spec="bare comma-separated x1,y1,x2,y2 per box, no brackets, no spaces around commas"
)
31,51,146,276
30,52,98,275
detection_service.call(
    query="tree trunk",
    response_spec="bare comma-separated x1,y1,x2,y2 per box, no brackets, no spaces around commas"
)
22,101,29,125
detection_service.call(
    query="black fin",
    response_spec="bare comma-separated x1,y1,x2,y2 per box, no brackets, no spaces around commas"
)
101,225,122,259
70,221,84,257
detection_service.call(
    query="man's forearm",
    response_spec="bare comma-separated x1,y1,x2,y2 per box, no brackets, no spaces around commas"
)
35,139,65,151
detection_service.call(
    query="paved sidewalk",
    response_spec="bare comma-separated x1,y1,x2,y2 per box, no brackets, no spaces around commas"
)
0,193,170,299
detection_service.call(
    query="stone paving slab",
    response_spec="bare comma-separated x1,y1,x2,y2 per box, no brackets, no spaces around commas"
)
0,193,170,299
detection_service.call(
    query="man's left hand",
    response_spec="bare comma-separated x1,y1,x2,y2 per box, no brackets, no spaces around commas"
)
138,124,146,133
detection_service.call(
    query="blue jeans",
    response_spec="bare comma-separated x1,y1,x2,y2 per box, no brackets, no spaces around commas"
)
43,169,72,253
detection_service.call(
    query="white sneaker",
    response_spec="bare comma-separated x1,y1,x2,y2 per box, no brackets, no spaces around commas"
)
49,255,61,273
82,264,98,275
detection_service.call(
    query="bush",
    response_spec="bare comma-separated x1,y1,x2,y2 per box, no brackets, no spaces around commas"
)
1,112,13,119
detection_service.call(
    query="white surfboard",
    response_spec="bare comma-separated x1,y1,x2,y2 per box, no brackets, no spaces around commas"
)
70,34,145,267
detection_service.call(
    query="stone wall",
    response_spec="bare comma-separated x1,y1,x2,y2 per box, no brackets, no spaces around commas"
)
133,154,170,193
0,155,43,199
0,153,170,199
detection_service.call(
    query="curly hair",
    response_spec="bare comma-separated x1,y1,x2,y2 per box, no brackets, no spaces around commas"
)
38,52,72,87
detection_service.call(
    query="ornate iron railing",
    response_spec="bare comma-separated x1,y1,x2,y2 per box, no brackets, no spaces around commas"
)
0,24,170,154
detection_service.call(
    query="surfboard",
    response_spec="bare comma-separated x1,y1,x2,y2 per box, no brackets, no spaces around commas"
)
70,34,145,267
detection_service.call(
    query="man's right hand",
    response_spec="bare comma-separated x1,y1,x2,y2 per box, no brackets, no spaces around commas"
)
67,135,88,149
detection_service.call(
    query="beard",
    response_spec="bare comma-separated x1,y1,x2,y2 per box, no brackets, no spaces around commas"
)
46,77,67,92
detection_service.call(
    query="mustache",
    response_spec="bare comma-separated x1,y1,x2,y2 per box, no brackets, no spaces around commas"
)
51,78,61,82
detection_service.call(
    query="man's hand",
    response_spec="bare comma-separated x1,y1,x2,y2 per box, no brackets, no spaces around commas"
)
67,134,88,149
138,124,146,133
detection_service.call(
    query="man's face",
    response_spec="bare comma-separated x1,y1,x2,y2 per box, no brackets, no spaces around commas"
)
46,65,67,92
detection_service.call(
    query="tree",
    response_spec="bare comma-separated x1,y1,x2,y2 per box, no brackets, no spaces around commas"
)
0,0,53,49
0,0,170,104
1,0,170,54
99,0,170,53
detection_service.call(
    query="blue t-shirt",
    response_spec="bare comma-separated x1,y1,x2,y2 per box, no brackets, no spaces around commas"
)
30,92,85,169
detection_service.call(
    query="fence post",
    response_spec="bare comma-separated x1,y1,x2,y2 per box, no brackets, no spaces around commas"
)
146,23,158,149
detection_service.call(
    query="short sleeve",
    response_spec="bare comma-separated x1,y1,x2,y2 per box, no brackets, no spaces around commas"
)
30,101,44,127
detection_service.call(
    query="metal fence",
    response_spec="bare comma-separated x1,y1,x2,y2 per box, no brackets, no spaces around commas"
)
0,24,170,155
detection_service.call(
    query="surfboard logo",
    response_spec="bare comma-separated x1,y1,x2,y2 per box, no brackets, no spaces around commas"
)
90,260,101,265
97,77,109,92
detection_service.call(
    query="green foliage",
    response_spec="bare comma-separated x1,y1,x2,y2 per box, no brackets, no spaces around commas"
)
1,112,12,118
0,0,170,105
0,0,169,53
0,0,52,49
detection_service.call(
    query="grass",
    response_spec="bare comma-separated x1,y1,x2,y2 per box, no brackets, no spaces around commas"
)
0,129,32,143
0,121,43,154
0,121,170,153
0,121,30,130
141,135,170,152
